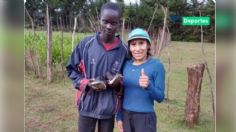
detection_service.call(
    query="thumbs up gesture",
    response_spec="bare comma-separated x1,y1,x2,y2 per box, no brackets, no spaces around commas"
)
139,69,149,89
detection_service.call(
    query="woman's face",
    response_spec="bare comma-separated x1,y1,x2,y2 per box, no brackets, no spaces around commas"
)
129,38,149,62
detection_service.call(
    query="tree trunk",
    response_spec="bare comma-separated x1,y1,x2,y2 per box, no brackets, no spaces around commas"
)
57,14,60,31
46,4,53,83
185,63,205,128
62,15,65,30
69,13,72,31
66,13,69,30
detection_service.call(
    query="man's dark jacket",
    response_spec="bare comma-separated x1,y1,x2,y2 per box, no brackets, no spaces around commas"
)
66,32,128,119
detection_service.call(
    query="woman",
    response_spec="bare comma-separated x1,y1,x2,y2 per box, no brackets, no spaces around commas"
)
117,28,165,132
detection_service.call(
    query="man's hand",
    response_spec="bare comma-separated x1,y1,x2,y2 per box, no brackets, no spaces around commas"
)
107,73,123,88
139,69,149,89
117,120,124,132
87,79,107,91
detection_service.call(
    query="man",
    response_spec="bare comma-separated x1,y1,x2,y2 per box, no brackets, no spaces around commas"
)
66,2,128,132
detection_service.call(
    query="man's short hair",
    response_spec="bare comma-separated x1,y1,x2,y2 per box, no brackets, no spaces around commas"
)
101,2,122,17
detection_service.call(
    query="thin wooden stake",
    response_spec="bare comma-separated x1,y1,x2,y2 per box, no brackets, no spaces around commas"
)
199,10,215,116
60,15,65,85
158,6,168,56
71,16,77,52
25,7,41,78
148,4,158,32
46,4,53,83
122,18,125,40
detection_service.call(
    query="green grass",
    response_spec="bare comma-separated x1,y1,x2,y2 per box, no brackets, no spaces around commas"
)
25,41,215,132
156,41,215,132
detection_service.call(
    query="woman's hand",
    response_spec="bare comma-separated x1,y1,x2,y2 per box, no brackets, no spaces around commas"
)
117,120,124,132
139,69,149,88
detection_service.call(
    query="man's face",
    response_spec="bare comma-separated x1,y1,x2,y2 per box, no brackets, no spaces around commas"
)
100,9,120,40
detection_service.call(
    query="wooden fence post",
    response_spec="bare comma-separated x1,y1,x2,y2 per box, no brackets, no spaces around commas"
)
185,63,205,128
46,4,53,83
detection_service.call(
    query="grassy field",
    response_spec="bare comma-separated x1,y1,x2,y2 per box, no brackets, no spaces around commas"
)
25,41,215,132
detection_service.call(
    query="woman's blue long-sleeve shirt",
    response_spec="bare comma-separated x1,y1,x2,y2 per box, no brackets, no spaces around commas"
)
117,58,165,121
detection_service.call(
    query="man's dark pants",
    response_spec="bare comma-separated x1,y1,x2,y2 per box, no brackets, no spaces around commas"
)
78,114,114,132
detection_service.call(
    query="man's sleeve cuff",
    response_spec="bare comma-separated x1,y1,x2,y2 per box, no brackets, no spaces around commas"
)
79,78,89,91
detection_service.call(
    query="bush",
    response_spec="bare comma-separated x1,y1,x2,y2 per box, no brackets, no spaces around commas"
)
25,31,91,68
